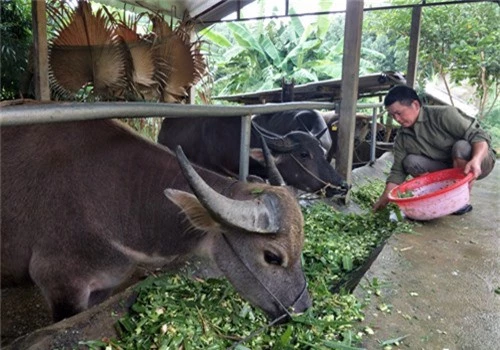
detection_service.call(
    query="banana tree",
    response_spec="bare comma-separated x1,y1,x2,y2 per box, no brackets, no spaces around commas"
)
200,0,350,97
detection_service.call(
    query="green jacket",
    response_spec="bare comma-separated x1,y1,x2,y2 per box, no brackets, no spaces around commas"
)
387,105,493,184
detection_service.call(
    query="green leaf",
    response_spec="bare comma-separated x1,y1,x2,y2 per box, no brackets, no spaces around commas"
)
342,255,354,272
279,325,294,345
323,340,367,350
380,334,410,346
259,34,282,66
199,27,232,47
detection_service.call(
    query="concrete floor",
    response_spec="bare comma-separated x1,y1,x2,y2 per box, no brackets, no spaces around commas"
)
353,160,500,350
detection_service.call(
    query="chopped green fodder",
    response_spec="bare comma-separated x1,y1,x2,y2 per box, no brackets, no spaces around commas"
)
82,181,413,349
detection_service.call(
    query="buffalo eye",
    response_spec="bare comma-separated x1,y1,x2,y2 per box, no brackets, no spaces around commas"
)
299,151,309,159
264,250,283,265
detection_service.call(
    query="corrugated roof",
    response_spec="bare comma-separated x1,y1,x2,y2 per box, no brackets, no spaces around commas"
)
213,71,407,104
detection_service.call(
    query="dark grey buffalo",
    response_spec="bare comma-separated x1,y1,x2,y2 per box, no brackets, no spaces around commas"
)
1,111,311,322
252,109,332,154
158,115,348,197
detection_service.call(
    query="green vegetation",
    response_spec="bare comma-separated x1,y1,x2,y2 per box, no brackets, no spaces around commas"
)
482,107,500,155
200,7,348,97
2,1,497,150
82,181,412,349
201,1,499,114
396,190,414,199
200,0,499,150
1,0,32,100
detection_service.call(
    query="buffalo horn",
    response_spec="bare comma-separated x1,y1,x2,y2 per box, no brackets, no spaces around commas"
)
296,115,312,134
295,112,328,141
314,127,328,140
252,122,298,153
260,133,298,153
173,145,280,234
260,135,286,186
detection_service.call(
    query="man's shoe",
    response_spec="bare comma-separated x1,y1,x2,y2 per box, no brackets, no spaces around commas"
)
452,204,473,215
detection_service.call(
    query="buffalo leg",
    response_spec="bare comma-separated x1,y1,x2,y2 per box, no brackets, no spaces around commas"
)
29,257,91,321
42,282,91,322
88,288,114,308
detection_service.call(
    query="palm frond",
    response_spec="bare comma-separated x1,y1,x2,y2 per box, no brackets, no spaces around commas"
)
151,13,207,102
47,1,207,103
48,1,129,99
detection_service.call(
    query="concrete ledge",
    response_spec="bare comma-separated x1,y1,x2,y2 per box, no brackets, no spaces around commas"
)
354,161,500,349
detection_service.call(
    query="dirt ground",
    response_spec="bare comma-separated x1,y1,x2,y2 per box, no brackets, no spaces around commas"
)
2,154,498,349
353,158,500,350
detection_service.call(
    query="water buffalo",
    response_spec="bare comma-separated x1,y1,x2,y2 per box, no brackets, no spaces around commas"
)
253,110,390,167
1,113,311,322
322,112,388,164
158,116,348,197
252,109,332,154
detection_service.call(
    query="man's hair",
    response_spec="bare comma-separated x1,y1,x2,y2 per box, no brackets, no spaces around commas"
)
384,85,422,107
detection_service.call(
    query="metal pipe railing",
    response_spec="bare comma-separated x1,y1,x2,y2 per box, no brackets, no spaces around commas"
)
370,107,379,163
353,103,387,166
1,100,390,178
0,100,338,184
0,101,338,126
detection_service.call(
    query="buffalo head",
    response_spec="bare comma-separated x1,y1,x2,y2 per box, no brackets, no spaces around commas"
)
1,117,310,326
165,146,312,319
252,109,333,154
252,126,348,197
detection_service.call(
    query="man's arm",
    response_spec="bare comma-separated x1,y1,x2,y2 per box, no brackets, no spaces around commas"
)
372,182,399,212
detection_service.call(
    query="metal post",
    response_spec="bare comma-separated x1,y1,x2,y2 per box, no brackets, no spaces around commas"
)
370,107,378,164
239,114,252,181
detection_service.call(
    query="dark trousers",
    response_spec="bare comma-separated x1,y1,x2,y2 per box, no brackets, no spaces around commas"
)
403,140,495,180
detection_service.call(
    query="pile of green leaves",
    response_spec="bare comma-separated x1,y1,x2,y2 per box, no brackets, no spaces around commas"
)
350,179,386,211
83,181,412,349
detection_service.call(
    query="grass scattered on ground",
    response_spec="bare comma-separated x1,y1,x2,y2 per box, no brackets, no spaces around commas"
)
81,180,413,349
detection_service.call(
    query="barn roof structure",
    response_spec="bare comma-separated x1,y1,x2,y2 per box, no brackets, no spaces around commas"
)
214,72,407,105
92,0,257,25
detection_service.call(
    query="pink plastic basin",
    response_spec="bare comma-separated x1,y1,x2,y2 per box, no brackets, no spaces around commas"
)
388,168,474,220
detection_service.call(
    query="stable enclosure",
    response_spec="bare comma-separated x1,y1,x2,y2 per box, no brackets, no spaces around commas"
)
2,0,498,348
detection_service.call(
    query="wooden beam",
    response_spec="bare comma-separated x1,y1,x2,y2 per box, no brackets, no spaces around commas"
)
336,0,364,192
31,0,50,101
406,5,422,88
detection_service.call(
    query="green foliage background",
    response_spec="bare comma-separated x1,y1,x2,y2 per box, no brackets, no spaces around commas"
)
1,0,498,150
199,0,499,150
1,0,32,99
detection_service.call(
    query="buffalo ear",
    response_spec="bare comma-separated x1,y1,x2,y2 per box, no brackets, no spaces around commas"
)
164,189,220,232
249,148,265,165
250,148,282,165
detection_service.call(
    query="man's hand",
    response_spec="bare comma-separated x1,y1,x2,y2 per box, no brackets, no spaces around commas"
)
372,182,398,212
464,157,482,180
372,195,389,212
464,141,489,180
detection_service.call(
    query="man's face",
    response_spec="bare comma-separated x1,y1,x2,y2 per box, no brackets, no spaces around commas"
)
386,100,420,128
